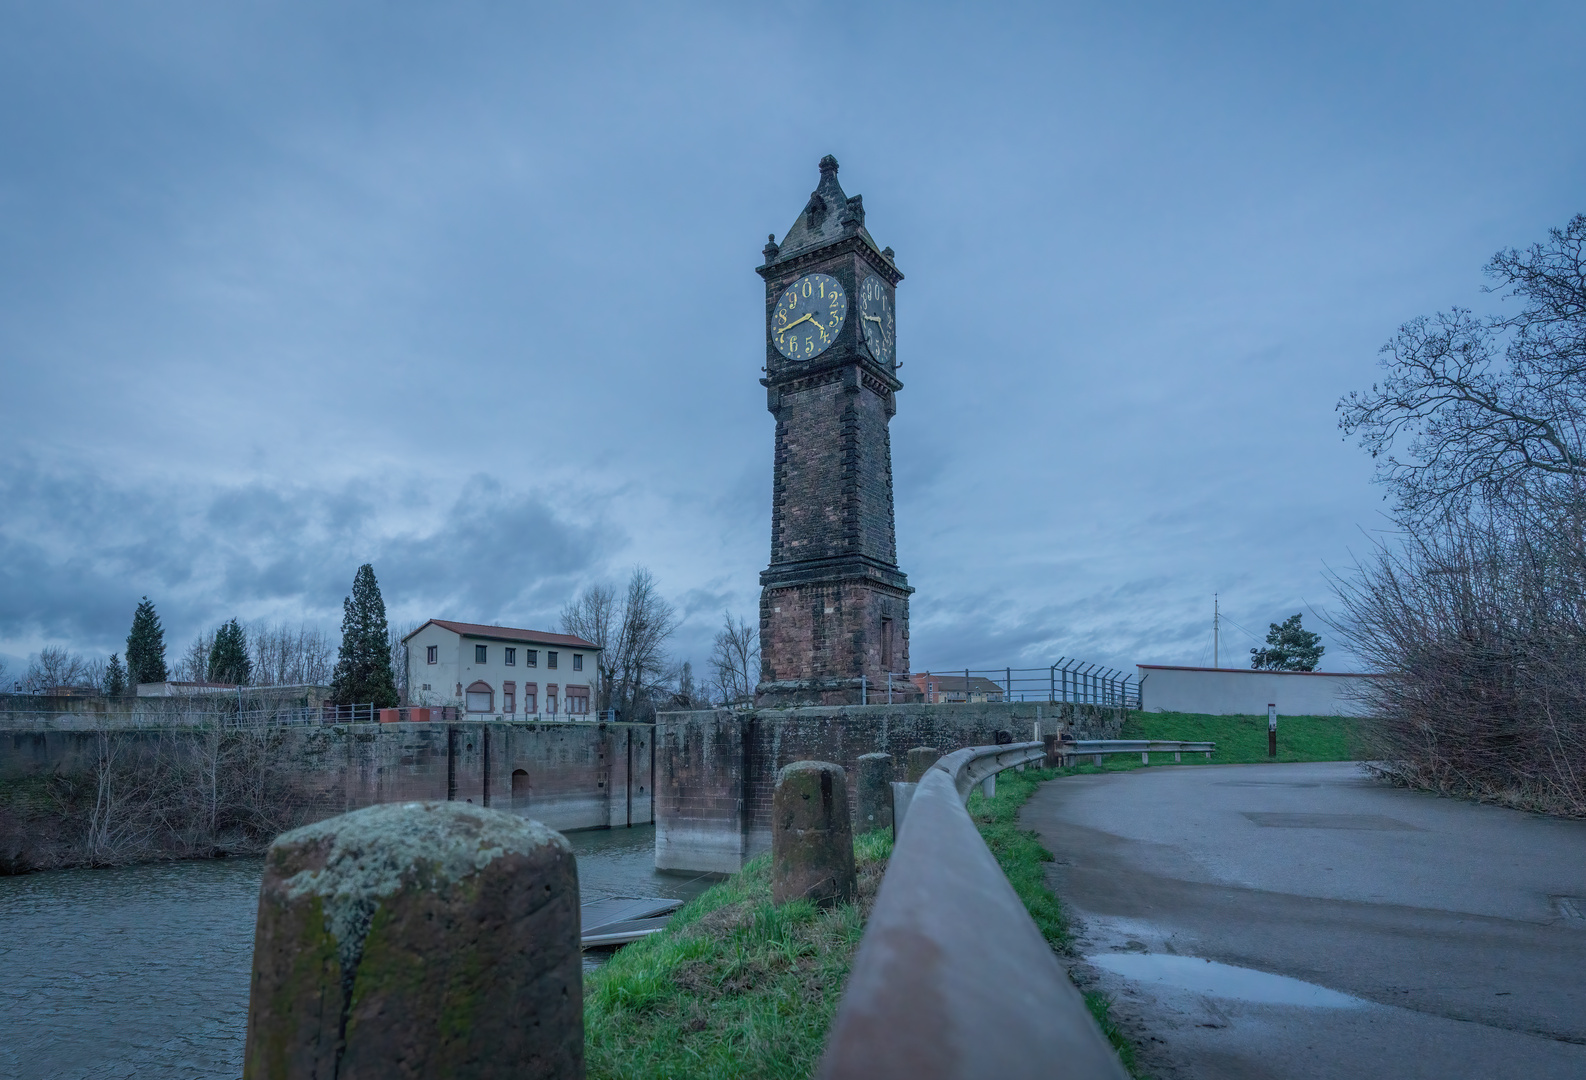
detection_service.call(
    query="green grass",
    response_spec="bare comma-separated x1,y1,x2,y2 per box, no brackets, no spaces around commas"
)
1117,710,1360,766
582,830,892,1080
966,766,1139,1076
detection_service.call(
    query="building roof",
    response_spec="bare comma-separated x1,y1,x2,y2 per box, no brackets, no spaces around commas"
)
910,674,1005,694
405,619,598,650
1135,664,1382,678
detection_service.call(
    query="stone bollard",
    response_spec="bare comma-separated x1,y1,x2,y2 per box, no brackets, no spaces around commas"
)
243,801,583,1080
890,782,917,839
1043,732,1061,768
772,761,857,907
905,746,941,783
854,753,894,833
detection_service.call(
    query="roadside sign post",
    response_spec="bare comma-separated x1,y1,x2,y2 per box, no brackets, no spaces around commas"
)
1268,703,1277,758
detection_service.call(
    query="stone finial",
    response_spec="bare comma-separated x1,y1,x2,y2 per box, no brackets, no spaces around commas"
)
882,246,895,261
243,801,583,1080
905,746,941,783
771,760,857,907
854,753,894,833
763,233,779,261
819,153,839,176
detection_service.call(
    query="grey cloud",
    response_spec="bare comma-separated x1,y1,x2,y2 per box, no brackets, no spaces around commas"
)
0,460,609,661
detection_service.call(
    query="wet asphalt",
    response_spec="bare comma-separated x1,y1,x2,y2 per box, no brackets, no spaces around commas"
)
1022,761,1586,1079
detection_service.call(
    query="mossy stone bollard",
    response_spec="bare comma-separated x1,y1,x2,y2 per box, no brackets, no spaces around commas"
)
243,801,583,1080
905,746,941,783
771,761,857,907
854,753,894,833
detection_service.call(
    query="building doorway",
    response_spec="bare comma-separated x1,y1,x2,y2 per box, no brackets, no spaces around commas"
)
511,768,530,809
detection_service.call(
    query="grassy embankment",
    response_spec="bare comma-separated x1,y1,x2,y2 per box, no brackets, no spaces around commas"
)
583,830,891,1080
584,713,1356,1078
1110,710,1361,768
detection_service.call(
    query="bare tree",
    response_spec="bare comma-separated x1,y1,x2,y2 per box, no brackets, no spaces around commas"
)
249,623,335,686
1339,214,1586,524
25,646,91,692
171,630,214,683
562,568,678,721
1330,499,1586,816
1334,214,1586,817
709,611,759,706
389,620,419,704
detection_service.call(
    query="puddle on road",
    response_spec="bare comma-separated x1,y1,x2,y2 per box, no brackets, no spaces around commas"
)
1088,953,1367,1008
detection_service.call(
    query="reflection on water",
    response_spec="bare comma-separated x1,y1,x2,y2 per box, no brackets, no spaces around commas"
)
0,824,703,1079
1087,953,1366,1008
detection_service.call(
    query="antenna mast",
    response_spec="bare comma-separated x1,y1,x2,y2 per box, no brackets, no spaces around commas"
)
1214,593,1220,668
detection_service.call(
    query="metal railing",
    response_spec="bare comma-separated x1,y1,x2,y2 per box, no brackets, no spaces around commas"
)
910,659,1141,709
1065,738,1217,765
819,742,1130,1079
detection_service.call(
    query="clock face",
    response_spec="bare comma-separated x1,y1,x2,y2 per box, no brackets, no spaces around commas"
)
772,273,847,361
858,275,894,365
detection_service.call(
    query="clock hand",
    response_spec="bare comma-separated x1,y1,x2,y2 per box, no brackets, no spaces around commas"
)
777,312,815,335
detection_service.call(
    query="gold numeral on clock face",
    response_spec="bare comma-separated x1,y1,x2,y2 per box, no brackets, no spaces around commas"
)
772,273,846,362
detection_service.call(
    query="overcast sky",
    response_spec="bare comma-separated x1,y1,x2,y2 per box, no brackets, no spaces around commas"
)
2,1,1583,680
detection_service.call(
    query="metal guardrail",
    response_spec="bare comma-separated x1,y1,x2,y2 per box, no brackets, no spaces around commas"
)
819,742,1130,1079
1066,738,1217,765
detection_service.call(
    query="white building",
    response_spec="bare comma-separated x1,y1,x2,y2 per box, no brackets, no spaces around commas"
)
1136,664,1381,717
404,620,601,719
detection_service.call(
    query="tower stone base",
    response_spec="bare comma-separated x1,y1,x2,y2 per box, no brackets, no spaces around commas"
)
755,576,921,707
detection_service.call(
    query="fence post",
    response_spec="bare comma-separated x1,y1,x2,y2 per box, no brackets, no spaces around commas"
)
1005,667,1011,703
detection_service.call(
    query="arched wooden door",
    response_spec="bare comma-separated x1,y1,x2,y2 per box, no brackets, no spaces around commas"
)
511,768,530,809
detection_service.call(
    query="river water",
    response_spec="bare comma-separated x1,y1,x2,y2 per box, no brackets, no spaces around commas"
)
0,824,708,1080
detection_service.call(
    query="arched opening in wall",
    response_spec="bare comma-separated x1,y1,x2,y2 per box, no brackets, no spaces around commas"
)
465,680,494,714
511,768,530,808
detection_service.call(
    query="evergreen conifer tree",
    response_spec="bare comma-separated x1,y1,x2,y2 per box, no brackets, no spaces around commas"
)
126,597,168,686
331,564,398,707
104,653,127,697
208,618,252,685
1250,614,1325,672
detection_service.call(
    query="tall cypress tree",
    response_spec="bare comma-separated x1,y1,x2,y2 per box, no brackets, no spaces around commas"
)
126,597,168,687
331,564,398,707
208,618,252,685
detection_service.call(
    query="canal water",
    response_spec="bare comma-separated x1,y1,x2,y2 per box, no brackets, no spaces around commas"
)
0,824,709,1080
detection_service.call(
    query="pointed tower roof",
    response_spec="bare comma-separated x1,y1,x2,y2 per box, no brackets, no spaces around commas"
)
768,155,888,266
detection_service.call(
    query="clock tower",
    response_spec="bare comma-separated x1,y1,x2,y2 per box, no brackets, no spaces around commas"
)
755,156,918,706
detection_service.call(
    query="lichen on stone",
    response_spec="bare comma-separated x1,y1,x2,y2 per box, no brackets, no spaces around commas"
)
272,801,566,984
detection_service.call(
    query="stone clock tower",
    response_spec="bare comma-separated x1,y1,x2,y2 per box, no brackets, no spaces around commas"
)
755,156,918,707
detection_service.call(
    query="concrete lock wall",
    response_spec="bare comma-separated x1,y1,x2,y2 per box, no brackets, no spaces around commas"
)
654,701,1124,874
0,720,653,833
1136,665,1381,717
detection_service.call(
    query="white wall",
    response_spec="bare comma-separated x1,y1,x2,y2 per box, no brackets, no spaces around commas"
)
1136,665,1378,716
404,623,599,716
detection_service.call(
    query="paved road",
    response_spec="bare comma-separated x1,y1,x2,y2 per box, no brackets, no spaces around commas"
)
1022,762,1586,1079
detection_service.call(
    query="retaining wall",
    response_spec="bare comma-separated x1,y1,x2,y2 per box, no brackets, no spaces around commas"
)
654,701,1123,873
0,720,653,834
